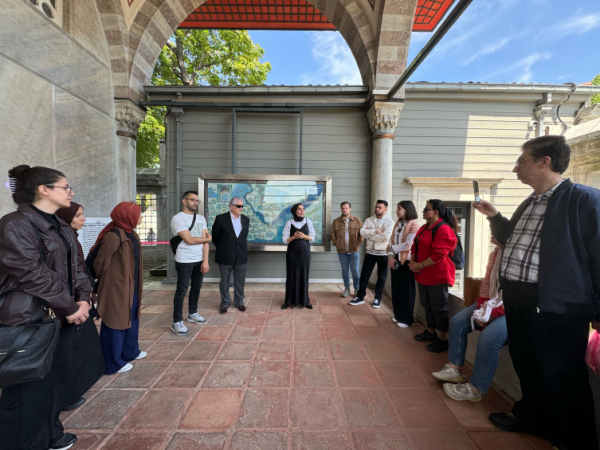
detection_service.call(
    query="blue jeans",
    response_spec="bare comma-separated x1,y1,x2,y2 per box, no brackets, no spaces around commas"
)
338,252,360,290
447,303,508,394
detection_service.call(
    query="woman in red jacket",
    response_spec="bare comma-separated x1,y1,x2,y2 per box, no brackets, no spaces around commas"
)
409,199,458,353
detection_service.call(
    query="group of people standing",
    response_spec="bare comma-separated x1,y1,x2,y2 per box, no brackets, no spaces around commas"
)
169,192,316,337
0,165,147,449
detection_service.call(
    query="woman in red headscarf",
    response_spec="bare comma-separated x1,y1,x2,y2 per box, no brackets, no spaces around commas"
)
91,202,145,374
55,202,105,410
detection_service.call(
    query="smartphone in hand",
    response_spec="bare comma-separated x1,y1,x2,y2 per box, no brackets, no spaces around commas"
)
473,180,480,202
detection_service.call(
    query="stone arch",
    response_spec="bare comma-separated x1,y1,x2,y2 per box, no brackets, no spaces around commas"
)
100,0,383,101
372,0,418,94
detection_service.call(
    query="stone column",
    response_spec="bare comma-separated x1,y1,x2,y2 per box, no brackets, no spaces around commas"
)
367,101,403,217
114,99,146,202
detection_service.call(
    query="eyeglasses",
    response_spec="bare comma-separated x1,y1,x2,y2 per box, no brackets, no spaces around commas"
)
514,157,538,167
46,185,73,194
186,198,199,203
423,208,433,213
233,204,243,208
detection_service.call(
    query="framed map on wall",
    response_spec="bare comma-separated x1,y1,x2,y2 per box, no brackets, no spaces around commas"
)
199,174,332,252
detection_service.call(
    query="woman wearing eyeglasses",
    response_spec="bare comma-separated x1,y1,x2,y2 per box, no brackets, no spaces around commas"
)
91,202,145,374
282,203,316,309
0,165,90,450
55,202,105,412
409,199,458,353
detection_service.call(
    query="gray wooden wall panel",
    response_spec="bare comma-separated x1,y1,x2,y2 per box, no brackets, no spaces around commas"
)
167,107,371,281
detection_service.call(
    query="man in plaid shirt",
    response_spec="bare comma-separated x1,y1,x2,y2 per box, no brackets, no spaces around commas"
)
474,135,600,449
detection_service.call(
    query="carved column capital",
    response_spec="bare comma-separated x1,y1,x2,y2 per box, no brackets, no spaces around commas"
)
367,101,404,136
114,99,146,140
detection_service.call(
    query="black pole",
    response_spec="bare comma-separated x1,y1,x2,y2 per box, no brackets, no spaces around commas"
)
387,0,474,100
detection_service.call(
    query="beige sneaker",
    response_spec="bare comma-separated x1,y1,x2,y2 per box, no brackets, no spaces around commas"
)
431,364,468,383
443,382,482,402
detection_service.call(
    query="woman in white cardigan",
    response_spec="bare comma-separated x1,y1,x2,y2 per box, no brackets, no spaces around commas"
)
387,201,420,327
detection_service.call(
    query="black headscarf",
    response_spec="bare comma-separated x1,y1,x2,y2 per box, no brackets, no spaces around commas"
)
291,203,304,222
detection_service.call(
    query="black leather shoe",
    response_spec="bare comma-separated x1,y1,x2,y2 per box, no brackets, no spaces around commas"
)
49,433,78,450
488,412,527,433
63,397,86,411
414,330,437,342
426,338,448,353
220,307,228,314
281,303,289,310
305,303,313,309
237,304,246,312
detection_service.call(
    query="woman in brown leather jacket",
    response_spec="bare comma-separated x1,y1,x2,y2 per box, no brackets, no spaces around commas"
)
0,165,90,450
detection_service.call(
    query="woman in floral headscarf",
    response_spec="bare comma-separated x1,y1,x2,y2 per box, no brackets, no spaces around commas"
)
91,202,145,374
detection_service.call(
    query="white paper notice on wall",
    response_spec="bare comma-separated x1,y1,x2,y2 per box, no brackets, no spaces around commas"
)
78,217,111,257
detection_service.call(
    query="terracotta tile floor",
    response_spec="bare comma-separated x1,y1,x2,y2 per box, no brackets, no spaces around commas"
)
64,284,553,450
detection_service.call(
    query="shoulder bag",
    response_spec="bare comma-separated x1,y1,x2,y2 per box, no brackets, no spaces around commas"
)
0,222,61,388
170,213,196,254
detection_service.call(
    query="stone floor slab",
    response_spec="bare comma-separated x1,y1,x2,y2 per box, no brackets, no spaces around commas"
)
230,431,288,450
292,389,344,428
294,362,336,387
373,360,427,388
328,341,368,360
217,342,258,360
144,341,188,361
408,429,478,450
262,326,293,341
101,433,167,450
178,342,222,361
166,432,228,450
120,390,190,430
388,389,459,428
195,327,232,341
256,342,293,360
65,390,144,429
294,341,330,360
249,361,291,387
292,431,353,450
202,362,251,388
341,389,398,428
237,388,290,428
334,361,381,387
107,362,170,388
155,362,210,388
352,432,414,450
294,326,325,341
179,390,241,429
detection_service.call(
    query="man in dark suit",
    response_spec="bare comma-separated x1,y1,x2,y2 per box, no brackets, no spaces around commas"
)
212,196,250,313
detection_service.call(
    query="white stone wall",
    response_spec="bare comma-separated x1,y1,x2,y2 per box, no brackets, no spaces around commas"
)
0,0,116,217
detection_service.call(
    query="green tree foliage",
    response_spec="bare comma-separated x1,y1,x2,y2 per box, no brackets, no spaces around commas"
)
592,74,600,106
136,29,271,168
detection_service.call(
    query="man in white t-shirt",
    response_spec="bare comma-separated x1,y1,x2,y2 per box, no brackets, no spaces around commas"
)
170,190,212,335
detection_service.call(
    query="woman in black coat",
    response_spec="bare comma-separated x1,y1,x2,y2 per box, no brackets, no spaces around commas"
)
55,202,105,412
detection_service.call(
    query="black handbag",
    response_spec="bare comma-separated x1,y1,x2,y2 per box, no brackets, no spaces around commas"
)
0,224,61,389
169,213,196,254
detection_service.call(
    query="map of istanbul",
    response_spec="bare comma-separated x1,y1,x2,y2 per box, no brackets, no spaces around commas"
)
206,180,325,244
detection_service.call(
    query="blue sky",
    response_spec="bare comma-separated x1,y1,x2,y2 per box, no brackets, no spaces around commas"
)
249,0,600,86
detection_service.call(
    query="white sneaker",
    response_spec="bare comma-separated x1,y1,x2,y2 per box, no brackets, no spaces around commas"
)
135,351,147,360
397,322,409,328
443,382,482,402
171,321,190,335
117,363,133,373
341,287,351,298
431,364,468,383
187,312,207,324
392,318,398,323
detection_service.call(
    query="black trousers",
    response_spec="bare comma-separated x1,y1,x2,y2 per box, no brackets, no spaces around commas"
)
501,278,597,449
0,342,63,450
417,283,449,332
390,260,415,325
357,253,389,300
173,261,204,322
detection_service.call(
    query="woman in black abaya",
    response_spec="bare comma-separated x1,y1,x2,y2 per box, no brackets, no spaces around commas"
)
282,203,316,309
55,202,105,411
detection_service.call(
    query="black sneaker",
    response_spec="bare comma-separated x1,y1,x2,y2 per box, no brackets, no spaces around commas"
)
426,338,449,353
349,297,364,306
414,330,436,342
49,433,78,450
372,298,381,308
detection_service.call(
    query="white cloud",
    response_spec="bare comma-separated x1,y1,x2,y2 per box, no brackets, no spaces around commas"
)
481,52,552,83
558,13,600,35
462,37,511,66
299,32,362,85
